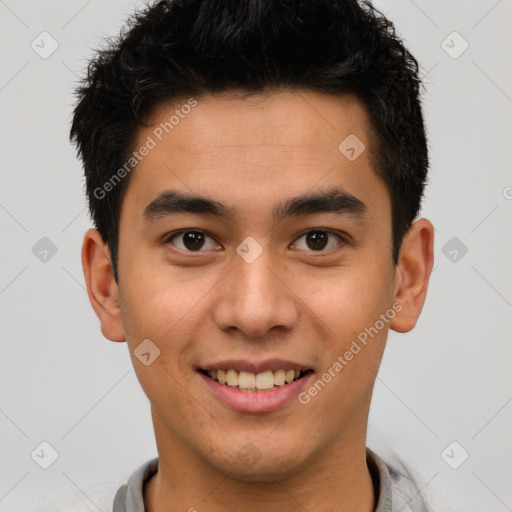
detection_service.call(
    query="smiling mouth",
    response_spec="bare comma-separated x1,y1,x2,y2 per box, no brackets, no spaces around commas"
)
199,368,313,392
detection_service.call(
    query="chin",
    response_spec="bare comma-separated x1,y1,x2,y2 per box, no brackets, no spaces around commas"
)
208,441,311,482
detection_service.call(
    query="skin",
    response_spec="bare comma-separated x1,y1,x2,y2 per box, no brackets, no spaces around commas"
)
82,90,434,512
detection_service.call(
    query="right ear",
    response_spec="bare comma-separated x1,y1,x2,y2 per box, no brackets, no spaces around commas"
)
81,228,126,342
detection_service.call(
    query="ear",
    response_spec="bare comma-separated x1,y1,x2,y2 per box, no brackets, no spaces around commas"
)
390,218,434,333
81,228,126,342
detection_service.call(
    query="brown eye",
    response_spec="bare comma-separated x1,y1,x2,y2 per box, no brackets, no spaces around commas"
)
291,230,342,252
305,231,328,250
167,231,221,252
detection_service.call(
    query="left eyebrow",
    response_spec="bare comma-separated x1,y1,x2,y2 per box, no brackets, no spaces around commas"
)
273,187,368,222
142,187,368,223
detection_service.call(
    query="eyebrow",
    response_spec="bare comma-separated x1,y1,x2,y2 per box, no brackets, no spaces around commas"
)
143,187,368,223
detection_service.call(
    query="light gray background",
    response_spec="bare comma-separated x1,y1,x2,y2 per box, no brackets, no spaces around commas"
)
1,1,511,511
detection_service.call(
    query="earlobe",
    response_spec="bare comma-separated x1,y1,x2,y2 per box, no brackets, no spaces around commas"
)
81,228,126,342
390,218,434,333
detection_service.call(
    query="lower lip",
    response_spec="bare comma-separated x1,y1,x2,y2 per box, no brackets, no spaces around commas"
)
199,372,314,413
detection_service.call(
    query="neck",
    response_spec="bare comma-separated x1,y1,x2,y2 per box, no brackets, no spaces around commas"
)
145,409,375,512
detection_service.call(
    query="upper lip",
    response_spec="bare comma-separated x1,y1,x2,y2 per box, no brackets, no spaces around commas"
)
198,358,313,374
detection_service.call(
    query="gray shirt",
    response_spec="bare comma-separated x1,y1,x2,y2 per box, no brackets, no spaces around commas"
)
112,448,429,512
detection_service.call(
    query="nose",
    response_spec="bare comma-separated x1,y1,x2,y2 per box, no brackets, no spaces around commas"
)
211,243,299,339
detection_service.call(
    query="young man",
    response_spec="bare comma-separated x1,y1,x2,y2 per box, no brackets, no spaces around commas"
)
66,0,435,510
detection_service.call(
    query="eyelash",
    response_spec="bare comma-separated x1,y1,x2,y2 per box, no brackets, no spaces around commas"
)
164,229,346,254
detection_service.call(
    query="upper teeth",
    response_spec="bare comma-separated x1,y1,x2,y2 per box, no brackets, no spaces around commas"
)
208,369,302,390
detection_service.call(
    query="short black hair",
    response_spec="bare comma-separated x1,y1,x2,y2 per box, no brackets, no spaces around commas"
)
70,0,429,282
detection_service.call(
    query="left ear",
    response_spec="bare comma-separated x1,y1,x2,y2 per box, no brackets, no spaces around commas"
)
390,218,434,333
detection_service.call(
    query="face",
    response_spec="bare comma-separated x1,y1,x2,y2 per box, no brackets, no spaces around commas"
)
87,90,429,481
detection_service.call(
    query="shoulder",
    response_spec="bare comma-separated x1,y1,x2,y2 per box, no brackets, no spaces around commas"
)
367,447,432,512
33,480,121,512
34,458,159,512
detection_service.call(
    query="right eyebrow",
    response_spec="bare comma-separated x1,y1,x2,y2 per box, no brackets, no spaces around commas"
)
143,190,234,221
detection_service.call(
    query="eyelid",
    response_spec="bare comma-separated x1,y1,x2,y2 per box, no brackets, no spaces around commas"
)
164,229,223,252
290,229,346,252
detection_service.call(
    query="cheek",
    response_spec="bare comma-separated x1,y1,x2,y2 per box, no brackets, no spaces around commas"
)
298,277,393,421
291,264,394,343
118,264,220,358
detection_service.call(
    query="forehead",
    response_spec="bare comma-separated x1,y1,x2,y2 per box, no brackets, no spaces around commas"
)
141,90,371,160
123,90,387,221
